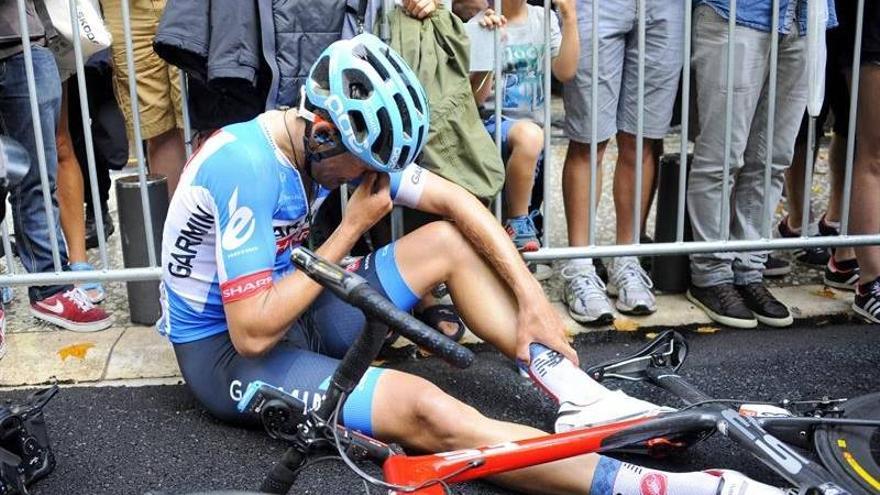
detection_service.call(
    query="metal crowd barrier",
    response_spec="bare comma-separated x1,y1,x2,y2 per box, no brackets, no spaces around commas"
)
1,0,878,292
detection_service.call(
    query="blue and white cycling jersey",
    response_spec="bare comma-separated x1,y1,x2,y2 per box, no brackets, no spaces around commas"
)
157,115,427,344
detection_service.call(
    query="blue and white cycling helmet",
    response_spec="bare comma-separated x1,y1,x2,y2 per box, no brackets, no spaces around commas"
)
302,33,430,173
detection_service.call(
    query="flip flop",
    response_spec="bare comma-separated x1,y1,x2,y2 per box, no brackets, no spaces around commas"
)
414,304,466,342
69,262,106,304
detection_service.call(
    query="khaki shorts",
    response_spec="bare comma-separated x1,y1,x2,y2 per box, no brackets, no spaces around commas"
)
102,0,182,141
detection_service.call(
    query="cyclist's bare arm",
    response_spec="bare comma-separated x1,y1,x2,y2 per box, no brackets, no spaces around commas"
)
224,173,392,356
409,170,577,364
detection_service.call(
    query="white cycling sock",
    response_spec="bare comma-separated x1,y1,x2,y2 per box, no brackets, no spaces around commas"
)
589,457,721,495
564,258,594,273
525,343,610,405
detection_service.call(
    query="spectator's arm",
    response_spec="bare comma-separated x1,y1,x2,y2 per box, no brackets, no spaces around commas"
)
551,0,579,82
401,0,439,19
452,0,488,21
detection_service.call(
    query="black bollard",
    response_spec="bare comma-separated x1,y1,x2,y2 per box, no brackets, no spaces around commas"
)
652,154,692,294
115,174,168,325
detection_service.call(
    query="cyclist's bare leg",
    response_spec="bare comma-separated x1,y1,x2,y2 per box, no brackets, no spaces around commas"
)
369,368,597,494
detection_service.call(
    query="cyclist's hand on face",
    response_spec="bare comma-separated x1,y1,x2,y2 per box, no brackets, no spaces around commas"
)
517,300,579,366
342,172,393,235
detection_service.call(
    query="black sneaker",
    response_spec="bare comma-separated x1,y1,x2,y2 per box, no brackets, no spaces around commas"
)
735,283,793,327
853,277,880,324
824,257,859,291
764,255,791,278
687,283,757,328
778,217,829,266
85,208,115,249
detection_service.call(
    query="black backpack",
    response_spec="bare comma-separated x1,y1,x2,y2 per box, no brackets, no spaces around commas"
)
0,385,58,495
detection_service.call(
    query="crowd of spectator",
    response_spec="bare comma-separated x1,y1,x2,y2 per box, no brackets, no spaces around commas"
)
0,0,878,362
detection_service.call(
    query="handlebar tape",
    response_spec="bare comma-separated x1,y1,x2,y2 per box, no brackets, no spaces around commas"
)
348,283,474,369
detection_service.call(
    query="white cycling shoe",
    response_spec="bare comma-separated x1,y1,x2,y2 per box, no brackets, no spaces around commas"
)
554,390,675,433
706,470,786,495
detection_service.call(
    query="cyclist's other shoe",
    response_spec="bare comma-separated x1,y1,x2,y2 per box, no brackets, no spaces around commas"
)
853,276,880,324
504,215,540,253
735,283,793,327
562,263,614,325
607,256,656,315
30,288,112,332
778,217,830,267
705,470,785,495
554,390,674,432
687,283,757,328
763,255,791,278
824,257,859,291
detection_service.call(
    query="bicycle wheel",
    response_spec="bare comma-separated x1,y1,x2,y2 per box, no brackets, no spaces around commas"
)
814,392,880,495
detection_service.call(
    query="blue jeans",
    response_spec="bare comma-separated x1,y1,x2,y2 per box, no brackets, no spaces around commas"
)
0,46,72,302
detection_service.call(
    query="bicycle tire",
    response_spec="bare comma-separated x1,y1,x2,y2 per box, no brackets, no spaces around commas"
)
814,392,880,495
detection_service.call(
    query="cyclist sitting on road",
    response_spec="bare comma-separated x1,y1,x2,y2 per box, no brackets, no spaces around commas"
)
158,33,783,495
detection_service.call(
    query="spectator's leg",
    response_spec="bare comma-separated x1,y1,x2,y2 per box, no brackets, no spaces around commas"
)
851,64,880,282
688,6,768,289
612,132,657,244
826,132,847,225
505,120,543,218
56,83,87,265
146,128,185,197
734,30,807,286
0,47,73,302
563,140,608,246
784,115,811,230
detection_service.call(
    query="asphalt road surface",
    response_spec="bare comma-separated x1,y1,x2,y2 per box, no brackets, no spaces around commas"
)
2,323,878,495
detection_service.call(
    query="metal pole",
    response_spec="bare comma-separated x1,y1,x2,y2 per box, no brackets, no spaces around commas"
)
839,0,864,236
523,233,880,261
633,0,645,245
493,0,504,220
761,0,779,238
120,0,158,267
16,0,63,272
180,72,193,159
676,0,692,242
720,0,737,241
542,0,552,247
69,0,109,269
801,117,816,237
0,267,163,287
1,221,15,276
589,0,599,246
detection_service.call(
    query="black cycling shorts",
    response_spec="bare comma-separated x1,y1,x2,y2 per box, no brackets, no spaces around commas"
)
172,245,419,435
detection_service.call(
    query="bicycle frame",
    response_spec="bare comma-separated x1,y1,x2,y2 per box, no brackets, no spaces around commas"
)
254,248,878,495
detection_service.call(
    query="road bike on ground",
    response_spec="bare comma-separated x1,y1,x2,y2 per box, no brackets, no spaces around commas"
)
239,247,880,495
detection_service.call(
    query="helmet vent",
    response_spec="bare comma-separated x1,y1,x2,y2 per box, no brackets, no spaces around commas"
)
361,46,391,81
342,69,373,99
349,110,368,139
392,93,412,135
397,145,411,170
371,107,393,164
406,84,424,114
311,56,331,94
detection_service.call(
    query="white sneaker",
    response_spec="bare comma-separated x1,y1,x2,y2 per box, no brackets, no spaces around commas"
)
705,470,786,495
554,390,674,432
608,256,657,315
561,264,614,325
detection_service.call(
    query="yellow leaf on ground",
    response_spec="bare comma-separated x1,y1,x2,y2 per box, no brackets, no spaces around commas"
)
58,343,95,361
613,318,639,332
814,287,837,299
696,326,719,334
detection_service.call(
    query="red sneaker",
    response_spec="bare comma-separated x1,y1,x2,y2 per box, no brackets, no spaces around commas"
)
30,288,112,332
0,306,6,360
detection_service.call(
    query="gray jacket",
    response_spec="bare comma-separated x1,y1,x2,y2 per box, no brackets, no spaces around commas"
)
154,0,346,115
0,0,45,60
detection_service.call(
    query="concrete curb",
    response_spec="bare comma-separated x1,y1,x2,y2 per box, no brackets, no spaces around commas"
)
0,284,857,388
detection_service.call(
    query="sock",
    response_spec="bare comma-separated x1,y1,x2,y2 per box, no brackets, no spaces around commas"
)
565,258,595,272
858,276,880,296
831,257,859,272
524,343,609,405
589,456,723,495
